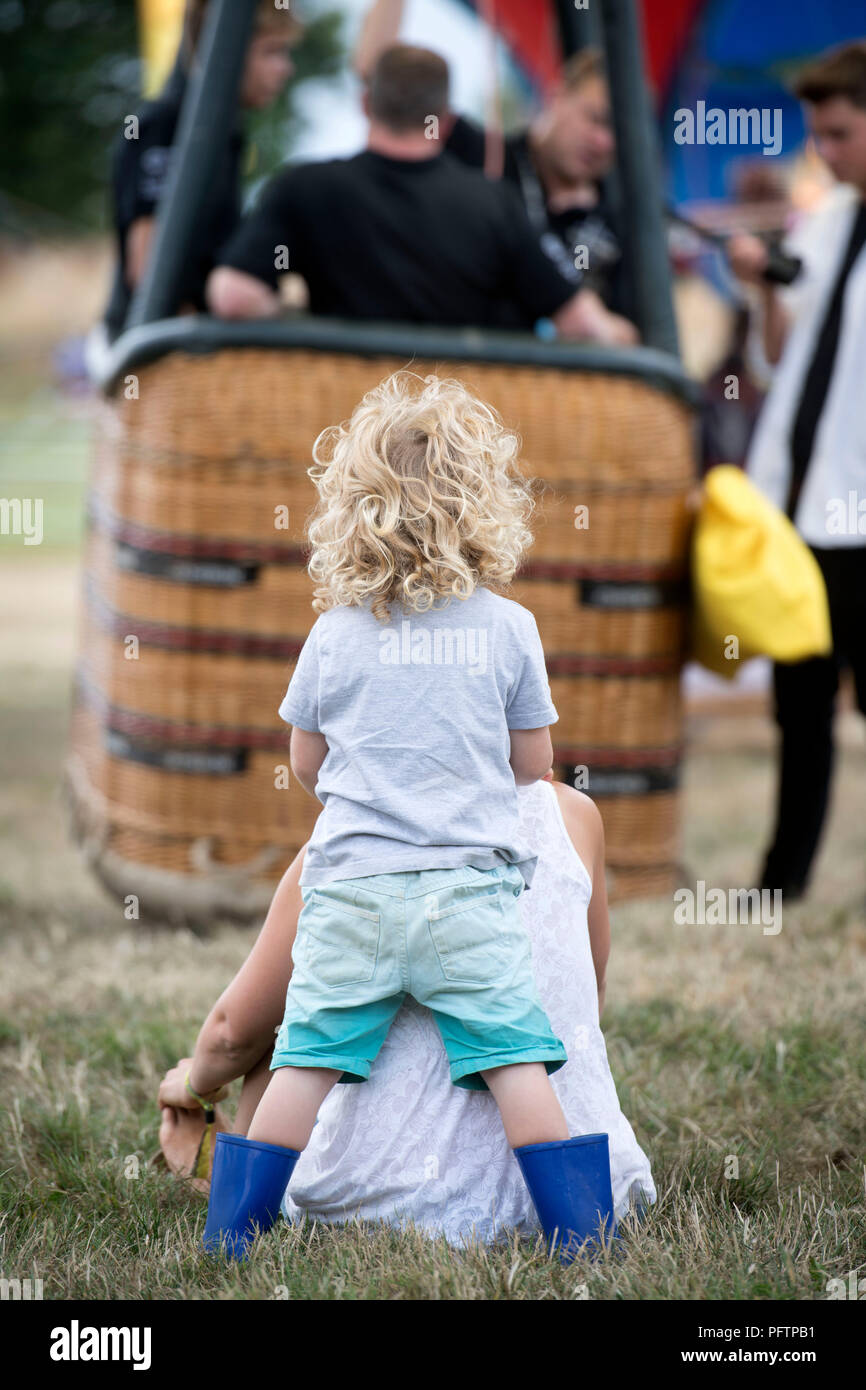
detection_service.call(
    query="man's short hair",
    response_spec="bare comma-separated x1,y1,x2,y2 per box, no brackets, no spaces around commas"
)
367,44,449,132
793,41,866,110
560,46,606,94
183,0,303,57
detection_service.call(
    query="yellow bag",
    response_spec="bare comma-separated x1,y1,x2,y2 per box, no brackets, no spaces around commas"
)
691,465,832,678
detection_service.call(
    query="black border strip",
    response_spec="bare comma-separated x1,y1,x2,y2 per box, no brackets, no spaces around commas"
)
88,498,690,585
74,673,683,780
83,579,683,674
74,671,287,750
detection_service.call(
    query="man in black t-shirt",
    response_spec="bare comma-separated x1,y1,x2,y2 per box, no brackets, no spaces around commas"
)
102,0,301,341
208,44,636,344
353,1,632,325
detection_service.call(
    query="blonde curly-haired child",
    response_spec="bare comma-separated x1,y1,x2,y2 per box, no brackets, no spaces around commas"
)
202,371,617,1261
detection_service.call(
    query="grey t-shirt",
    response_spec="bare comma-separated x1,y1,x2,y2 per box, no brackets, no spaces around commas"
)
279,586,558,889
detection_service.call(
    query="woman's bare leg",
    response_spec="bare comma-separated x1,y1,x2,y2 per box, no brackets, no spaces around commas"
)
480,1062,569,1148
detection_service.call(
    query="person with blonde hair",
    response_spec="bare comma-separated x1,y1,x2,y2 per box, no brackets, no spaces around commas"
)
195,371,627,1261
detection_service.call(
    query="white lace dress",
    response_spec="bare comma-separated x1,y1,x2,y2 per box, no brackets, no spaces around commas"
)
281,778,656,1246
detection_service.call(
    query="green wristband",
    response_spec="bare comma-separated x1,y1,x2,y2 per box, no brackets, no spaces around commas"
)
185,1068,215,1115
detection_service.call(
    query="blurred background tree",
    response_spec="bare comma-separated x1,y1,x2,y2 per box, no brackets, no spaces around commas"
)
0,0,345,236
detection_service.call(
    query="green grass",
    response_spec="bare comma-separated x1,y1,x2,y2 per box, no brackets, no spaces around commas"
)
0,366,90,555
1,819,864,1299
2,942,863,1299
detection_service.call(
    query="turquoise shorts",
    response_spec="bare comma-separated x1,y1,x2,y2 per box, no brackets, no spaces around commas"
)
271,863,568,1092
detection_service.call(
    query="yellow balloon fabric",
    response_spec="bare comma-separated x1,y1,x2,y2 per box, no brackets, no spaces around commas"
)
691,465,832,678
137,0,185,98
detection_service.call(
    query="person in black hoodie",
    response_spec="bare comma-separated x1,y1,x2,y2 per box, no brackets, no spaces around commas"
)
101,0,301,343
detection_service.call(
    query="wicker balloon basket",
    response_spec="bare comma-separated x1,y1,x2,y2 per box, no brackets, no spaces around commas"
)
67,330,696,921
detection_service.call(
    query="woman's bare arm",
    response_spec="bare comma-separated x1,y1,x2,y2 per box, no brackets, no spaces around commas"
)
551,783,611,1016
125,215,197,315
125,216,155,287
353,0,405,79
158,843,308,1106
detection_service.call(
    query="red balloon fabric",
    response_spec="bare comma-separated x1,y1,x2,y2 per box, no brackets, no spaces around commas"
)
478,0,561,95
638,0,703,97
473,0,703,102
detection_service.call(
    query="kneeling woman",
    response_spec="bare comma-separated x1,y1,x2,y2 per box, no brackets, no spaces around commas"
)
157,775,655,1250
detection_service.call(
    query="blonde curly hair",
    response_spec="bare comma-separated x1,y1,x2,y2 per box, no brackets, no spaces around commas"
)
304,371,538,625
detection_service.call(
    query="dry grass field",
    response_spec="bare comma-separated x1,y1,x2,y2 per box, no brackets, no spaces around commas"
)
1,259,864,1301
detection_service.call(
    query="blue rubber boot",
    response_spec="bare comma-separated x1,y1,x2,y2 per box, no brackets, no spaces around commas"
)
202,1132,301,1261
514,1133,618,1265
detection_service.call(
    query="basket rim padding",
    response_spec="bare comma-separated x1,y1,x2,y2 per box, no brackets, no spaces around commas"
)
97,314,701,406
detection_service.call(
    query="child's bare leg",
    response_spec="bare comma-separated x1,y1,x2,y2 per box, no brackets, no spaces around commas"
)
246,1065,342,1151
481,1062,569,1148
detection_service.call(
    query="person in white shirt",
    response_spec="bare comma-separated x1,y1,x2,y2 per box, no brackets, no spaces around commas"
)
727,41,866,900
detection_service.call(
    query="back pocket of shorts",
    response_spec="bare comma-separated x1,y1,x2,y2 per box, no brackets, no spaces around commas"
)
425,882,512,984
296,889,381,987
